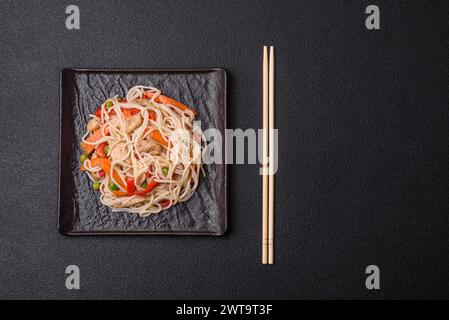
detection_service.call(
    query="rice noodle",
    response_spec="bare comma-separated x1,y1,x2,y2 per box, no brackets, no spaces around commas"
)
80,86,205,217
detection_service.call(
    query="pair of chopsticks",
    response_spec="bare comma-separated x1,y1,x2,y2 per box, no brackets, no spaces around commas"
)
262,46,275,265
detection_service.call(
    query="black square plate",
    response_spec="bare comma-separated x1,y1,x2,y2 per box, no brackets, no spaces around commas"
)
58,69,227,235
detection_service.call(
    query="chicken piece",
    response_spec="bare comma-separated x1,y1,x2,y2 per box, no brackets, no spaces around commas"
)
137,139,162,155
110,142,128,162
87,118,100,132
125,114,143,133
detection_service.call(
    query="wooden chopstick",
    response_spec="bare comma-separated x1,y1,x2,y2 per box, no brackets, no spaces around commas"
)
262,46,275,265
268,46,275,265
262,46,269,264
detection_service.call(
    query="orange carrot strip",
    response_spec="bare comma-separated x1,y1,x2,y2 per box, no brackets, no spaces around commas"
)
90,158,126,190
150,130,168,148
112,190,127,197
143,127,169,148
80,129,103,154
143,91,197,116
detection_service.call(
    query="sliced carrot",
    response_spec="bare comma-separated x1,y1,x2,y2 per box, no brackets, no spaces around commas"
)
80,129,103,154
142,127,168,148
90,158,126,190
150,130,168,148
112,190,127,197
80,162,87,171
143,91,197,116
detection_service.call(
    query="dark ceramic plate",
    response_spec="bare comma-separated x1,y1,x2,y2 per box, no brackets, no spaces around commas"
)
58,68,227,235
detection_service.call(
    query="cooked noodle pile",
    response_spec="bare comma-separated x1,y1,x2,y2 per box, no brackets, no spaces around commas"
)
79,86,204,217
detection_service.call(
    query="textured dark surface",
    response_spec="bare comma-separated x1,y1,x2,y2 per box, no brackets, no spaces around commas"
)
1,0,449,299
59,69,226,235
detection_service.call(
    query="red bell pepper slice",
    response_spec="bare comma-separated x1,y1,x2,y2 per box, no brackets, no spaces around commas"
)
134,180,159,196
124,177,159,196
160,200,170,208
126,177,136,195
96,142,108,157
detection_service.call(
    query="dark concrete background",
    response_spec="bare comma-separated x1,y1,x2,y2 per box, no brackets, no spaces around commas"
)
0,0,448,299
